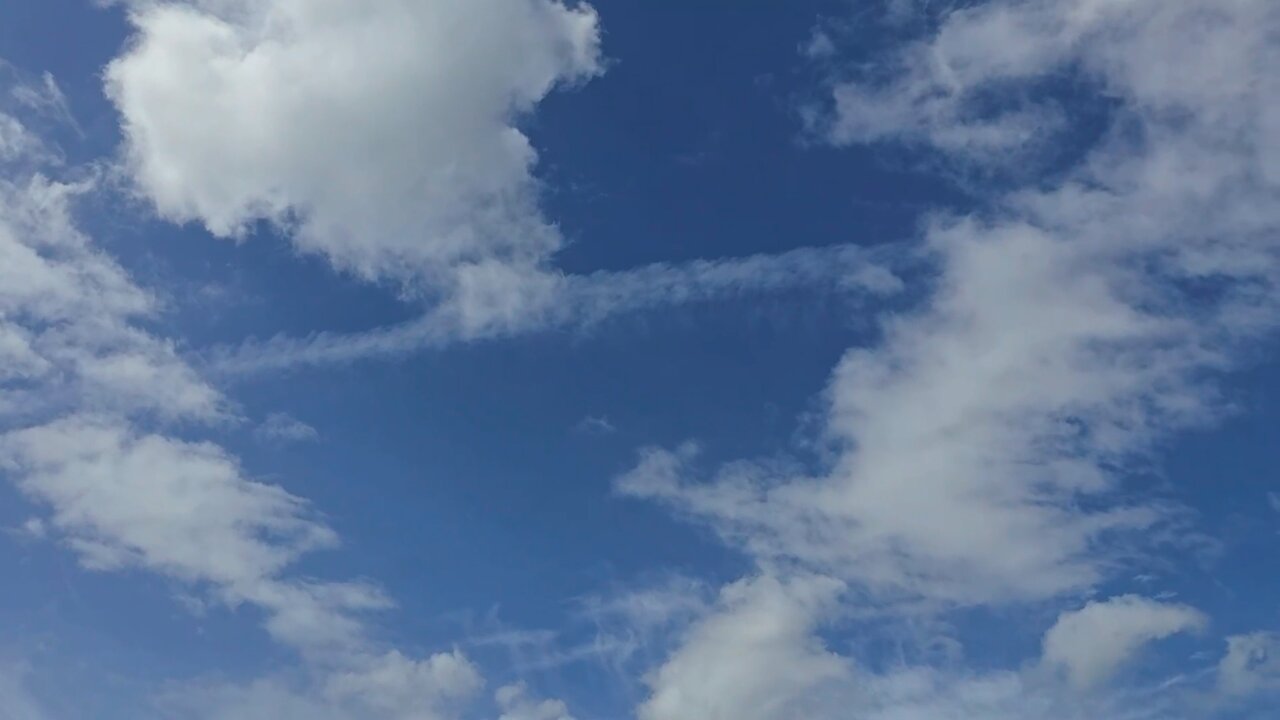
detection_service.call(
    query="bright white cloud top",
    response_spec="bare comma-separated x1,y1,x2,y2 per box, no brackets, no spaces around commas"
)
108,0,601,287
1,0,1280,719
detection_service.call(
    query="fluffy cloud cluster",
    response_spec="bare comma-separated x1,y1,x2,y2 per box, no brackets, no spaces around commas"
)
7,1,612,713
1041,596,1207,690
625,575,1202,720
495,683,575,720
0,173,222,423
626,0,1280,604
107,0,602,288
622,0,1280,717
105,0,910,375
0,81,496,720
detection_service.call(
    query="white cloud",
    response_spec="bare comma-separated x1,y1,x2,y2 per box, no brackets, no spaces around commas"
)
0,662,51,720
106,0,601,289
1042,595,1207,689
324,650,481,720
0,88,481,718
2,415,334,583
255,412,319,444
625,1,1280,717
0,62,77,161
1217,632,1280,698
624,0,1280,607
630,573,1186,720
637,574,850,720
99,1,915,376
496,683,575,720
210,242,902,375
572,415,615,436
0,173,225,423
159,650,481,720
0,113,44,163
839,665,1169,720
8,70,80,138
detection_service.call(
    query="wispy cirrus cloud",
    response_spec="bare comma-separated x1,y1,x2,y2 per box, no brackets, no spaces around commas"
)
206,242,905,376
255,412,319,444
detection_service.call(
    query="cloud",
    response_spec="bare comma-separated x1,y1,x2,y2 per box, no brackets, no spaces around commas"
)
631,572,1187,720
1217,632,1280,698
106,0,601,289
625,0,1280,717
2,415,334,583
0,173,225,424
7,70,80,138
636,574,849,720
0,662,51,720
102,0,910,377
255,412,319,444
624,0,1280,606
0,82,480,718
323,650,481,720
158,651,481,720
496,683,575,720
1042,596,1207,689
572,415,615,436
208,242,903,375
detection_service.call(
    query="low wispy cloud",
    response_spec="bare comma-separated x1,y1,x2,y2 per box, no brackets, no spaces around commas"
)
206,243,905,376
255,412,320,445
572,415,616,436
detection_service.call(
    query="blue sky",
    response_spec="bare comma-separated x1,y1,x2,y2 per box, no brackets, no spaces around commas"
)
2,1,1280,719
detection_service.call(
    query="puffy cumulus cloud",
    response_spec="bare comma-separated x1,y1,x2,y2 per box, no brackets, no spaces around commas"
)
1042,596,1207,689
637,574,850,720
819,0,1280,174
495,683,574,720
1,415,334,583
0,82,482,718
0,62,77,164
323,650,481,720
106,0,602,288
103,0,919,377
1217,632,1280,699
630,573,1182,720
0,174,224,423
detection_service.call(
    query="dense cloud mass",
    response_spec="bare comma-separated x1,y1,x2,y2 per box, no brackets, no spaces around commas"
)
107,0,601,287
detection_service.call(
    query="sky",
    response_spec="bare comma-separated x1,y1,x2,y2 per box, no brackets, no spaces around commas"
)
2,1,1280,718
